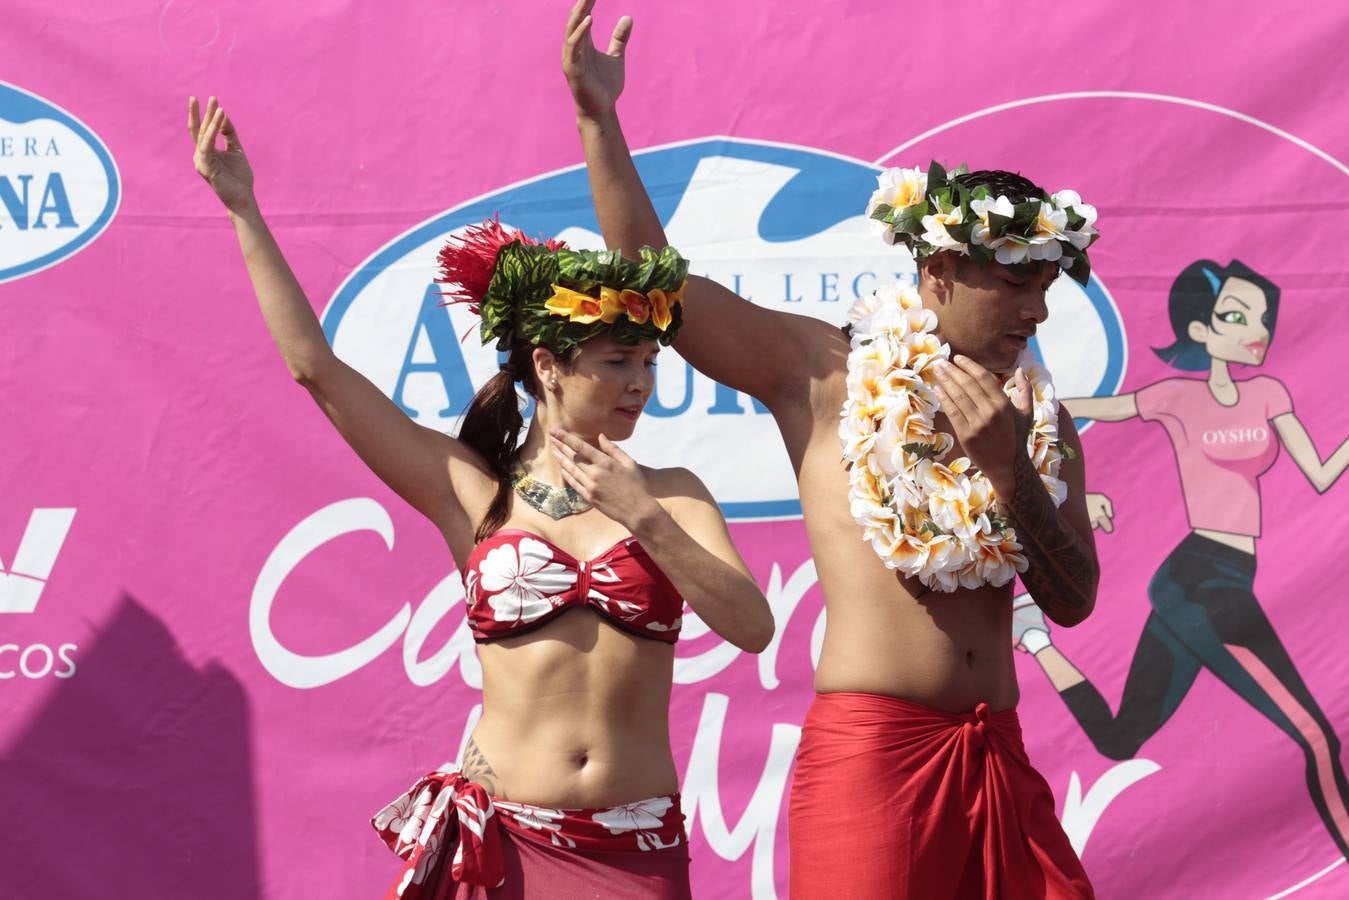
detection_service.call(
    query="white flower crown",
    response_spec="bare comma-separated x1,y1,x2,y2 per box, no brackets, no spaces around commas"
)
866,162,1100,285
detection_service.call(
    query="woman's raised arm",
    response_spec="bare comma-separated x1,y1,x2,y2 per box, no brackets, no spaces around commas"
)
188,97,491,541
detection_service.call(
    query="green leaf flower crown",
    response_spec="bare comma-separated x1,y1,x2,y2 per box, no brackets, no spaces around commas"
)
437,218,689,356
866,162,1100,285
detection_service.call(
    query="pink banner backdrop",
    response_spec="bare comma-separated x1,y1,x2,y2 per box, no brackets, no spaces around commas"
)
4,2,1349,898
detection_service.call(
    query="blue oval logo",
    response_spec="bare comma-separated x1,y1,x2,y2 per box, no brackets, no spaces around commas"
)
323,138,1125,520
0,81,121,283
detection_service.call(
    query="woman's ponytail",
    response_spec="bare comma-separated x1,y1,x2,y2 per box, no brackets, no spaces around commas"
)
458,344,535,542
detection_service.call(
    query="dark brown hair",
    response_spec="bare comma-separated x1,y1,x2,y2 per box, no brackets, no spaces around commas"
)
950,168,1046,203
457,343,575,542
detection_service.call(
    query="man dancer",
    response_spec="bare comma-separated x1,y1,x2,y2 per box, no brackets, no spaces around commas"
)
560,3,1100,896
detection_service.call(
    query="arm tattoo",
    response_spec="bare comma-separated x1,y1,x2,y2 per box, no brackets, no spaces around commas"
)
1001,436,1098,621
461,736,504,799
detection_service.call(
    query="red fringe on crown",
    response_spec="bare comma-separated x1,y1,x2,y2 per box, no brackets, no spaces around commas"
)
436,216,567,313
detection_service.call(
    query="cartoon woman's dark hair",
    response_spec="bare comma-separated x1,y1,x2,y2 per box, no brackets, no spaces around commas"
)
1152,259,1281,371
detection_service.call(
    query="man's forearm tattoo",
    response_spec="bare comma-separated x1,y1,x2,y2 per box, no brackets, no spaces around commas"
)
1003,442,1098,618
461,736,504,799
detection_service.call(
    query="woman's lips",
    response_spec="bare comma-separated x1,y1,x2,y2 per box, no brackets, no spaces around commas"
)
1245,340,1268,356
615,406,642,421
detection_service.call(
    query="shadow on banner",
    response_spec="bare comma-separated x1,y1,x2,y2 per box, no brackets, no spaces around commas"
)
0,595,260,898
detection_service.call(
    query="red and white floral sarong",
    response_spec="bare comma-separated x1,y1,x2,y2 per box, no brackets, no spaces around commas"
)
372,765,689,900
789,692,1095,900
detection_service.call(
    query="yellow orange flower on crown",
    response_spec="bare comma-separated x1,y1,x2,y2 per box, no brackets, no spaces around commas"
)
614,288,651,325
648,288,676,332
544,284,678,330
545,285,623,325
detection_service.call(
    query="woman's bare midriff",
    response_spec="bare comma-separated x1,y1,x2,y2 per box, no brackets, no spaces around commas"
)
463,608,680,808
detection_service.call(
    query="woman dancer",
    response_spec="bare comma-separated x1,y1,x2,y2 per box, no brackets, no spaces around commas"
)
1014,258,1349,857
187,96,773,899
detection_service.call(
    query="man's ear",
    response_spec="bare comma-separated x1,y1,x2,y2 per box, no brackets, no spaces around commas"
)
919,252,955,300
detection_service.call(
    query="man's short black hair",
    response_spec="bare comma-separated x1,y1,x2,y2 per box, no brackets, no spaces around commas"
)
950,169,1047,203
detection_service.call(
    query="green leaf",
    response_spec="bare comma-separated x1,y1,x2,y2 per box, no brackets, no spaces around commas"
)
870,202,895,223
1012,201,1039,230
902,442,936,459
926,160,947,188
945,221,975,244
1064,246,1092,285
919,519,951,537
643,245,690,291
986,211,1013,240
896,199,930,233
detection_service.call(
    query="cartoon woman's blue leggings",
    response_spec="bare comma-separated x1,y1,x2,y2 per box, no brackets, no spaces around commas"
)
1059,533,1349,857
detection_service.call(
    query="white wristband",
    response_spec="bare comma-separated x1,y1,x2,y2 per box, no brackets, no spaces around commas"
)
1019,628,1052,655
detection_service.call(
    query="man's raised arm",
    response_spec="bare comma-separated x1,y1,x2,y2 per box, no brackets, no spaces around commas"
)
561,0,842,411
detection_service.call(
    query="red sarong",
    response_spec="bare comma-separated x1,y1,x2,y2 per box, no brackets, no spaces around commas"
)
789,692,1095,899
372,765,690,899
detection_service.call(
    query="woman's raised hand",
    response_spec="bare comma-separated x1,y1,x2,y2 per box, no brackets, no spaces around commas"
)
562,0,632,119
188,96,255,214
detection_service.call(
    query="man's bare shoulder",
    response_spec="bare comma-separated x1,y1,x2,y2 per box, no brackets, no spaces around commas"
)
797,315,853,362
767,316,849,407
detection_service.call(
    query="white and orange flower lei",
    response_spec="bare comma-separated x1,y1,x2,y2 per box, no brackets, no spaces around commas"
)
839,282,1069,593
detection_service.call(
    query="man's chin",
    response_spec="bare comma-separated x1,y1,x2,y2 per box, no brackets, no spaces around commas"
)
964,351,1018,375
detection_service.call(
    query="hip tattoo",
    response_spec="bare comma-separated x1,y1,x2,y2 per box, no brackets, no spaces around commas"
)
461,736,504,800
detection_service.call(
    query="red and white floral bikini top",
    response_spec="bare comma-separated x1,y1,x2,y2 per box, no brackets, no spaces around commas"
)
463,529,684,644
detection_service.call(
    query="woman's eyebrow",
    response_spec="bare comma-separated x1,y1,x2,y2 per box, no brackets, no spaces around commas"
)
1218,294,1251,310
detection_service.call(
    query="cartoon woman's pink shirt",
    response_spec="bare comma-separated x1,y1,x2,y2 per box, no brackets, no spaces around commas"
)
1135,375,1293,537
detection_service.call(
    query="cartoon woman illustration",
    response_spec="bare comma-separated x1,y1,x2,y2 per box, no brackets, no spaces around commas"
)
1012,258,1349,857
